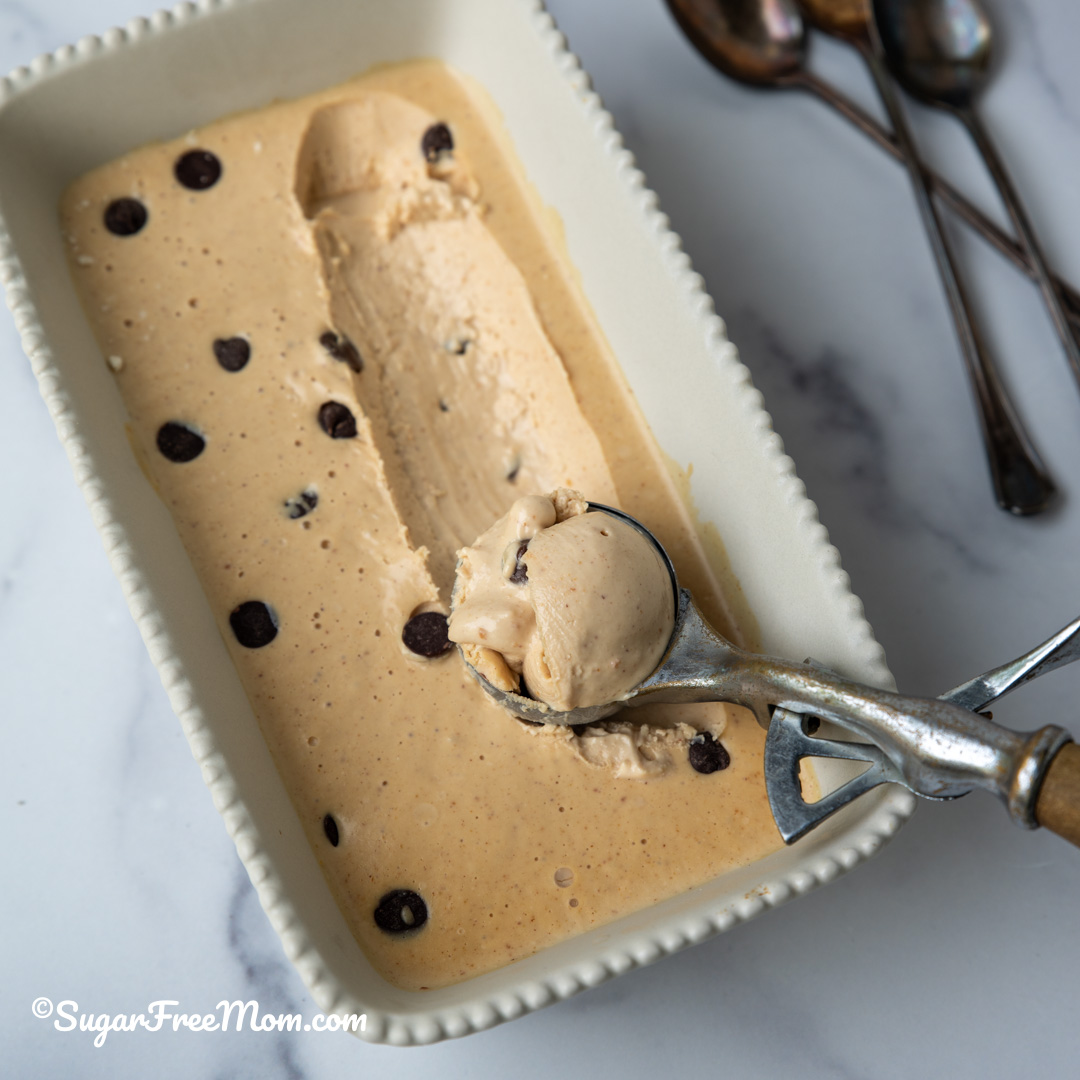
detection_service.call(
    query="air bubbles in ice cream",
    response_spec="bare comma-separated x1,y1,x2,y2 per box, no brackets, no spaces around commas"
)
449,489,676,711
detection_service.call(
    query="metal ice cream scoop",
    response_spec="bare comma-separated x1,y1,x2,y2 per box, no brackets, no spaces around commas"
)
459,504,1080,847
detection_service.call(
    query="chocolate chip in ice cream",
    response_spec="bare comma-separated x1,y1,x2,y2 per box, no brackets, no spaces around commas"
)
229,600,279,649
213,336,251,372
156,421,205,463
374,889,428,934
284,489,318,520
323,813,340,847
402,612,452,657
688,732,731,774
319,330,363,373
318,401,357,439
104,197,148,237
175,149,222,191
509,541,529,585
421,121,453,162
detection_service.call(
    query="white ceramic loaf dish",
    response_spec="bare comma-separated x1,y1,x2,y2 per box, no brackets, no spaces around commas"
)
0,0,915,1046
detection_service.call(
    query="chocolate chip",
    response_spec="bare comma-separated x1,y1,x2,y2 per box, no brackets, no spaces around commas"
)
229,600,278,649
284,488,318,520
421,122,453,162
401,612,452,657
323,813,340,847
318,401,357,439
213,336,250,372
509,541,529,585
319,330,363,373
374,889,428,933
175,149,222,190
156,421,205,462
104,198,148,237
438,399,450,413
506,460,521,484
688,732,730,774
801,716,821,736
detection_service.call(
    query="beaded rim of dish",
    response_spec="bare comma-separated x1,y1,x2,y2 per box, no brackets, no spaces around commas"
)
0,0,916,1048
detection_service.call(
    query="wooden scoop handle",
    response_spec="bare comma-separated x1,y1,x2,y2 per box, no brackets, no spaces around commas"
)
1035,742,1080,847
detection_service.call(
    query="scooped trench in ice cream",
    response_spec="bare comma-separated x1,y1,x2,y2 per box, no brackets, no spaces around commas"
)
449,489,677,711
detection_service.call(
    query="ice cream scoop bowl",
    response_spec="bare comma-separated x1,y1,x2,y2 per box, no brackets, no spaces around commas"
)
453,504,1080,848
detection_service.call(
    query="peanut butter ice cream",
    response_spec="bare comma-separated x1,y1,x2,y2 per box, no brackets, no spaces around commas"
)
449,490,676,711
60,60,784,991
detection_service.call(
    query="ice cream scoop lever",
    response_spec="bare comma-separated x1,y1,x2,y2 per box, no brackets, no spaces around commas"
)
462,505,1080,848
766,614,1080,842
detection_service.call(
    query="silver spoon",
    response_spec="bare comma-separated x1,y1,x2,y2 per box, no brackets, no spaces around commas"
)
787,0,1055,515
459,504,1080,847
873,0,1080,394
662,0,1080,335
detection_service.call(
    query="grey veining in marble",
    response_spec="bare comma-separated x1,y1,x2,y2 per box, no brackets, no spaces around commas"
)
4,0,1080,1076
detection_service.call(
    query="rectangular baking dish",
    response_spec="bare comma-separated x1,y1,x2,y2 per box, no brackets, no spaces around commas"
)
0,0,915,1045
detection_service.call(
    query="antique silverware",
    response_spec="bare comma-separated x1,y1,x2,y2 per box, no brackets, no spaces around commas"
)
791,0,1055,515
874,0,1080,392
662,0,1080,335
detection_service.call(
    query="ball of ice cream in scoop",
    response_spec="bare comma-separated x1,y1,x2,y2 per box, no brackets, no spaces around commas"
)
448,489,676,712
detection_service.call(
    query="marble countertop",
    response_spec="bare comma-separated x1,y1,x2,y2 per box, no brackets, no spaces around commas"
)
4,0,1079,1075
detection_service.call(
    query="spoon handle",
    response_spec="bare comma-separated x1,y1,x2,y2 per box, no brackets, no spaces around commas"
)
956,107,1080,391
858,45,1055,514
793,70,1080,337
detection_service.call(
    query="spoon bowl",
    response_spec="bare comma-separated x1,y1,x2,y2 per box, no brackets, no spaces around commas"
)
664,0,806,85
873,0,993,107
797,0,871,39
